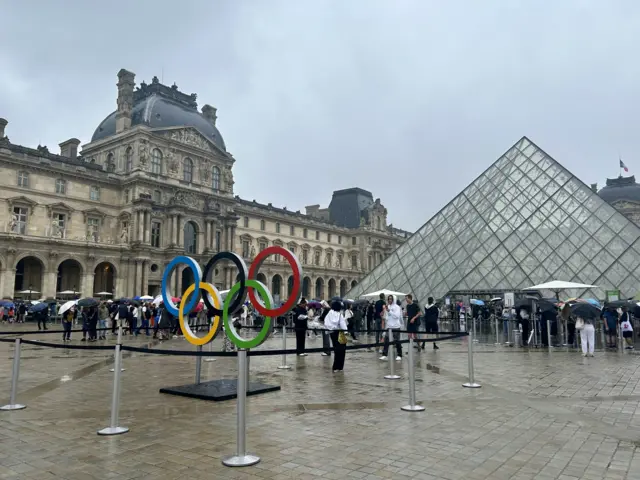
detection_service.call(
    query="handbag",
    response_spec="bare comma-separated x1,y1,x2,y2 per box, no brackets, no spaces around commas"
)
338,331,348,345
575,318,585,330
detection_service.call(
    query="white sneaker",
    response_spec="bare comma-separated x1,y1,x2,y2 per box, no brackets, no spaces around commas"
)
588,353,594,357
582,353,587,357
379,356,388,361
395,356,402,361
321,352,329,356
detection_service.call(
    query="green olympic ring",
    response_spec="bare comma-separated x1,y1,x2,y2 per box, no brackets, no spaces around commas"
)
223,279,272,349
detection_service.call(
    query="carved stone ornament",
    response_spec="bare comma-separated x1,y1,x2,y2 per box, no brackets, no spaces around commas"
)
222,166,234,193
166,129,212,152
200,159,211,183
172,190,198,208
206,198,221,211
166,149,179,173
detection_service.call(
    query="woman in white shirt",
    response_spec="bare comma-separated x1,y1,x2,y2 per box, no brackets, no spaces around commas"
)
325,300,348,372
380,295,404,361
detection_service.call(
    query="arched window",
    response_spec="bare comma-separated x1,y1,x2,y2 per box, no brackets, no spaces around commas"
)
183,158,193,183
212,166,220,191
125,147,133,173
106,153,115,172
184,221,197,254
151,149,162,174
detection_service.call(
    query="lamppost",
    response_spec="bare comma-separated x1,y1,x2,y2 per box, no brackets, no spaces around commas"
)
73,285,77,299
28,284,32,301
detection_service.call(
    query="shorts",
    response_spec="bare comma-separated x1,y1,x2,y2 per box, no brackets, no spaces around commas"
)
425,322,438,334
407,321,419,333
623,331,633,338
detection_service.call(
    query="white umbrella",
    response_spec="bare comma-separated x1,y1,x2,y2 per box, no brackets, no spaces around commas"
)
58,300,77,315
361,289,408,298
95,291,113,296
525,281,597,291
58,290,76,295
18,289,39,294
140,295,153,301
152,295,163,306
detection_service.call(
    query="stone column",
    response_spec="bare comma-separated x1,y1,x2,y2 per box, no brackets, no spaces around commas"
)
81,273,94,298
44,271,57,298
144,211,151,244
140,260,148,296
230,226,236,252
134,260,143,295
138,211,144,242
204,221,210,251
177,216,184,247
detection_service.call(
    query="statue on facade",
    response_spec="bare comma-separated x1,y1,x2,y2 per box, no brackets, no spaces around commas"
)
166,149,179,173
335,257,341,269
51,219,63,238
8,214,18,233
250,245,256,259
120,225,129,243
222,166,234,193
138,140,148,168
200,159,211,183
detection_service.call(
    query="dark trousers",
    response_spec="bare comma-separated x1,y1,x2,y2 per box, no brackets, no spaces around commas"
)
82,321,89,339
520,320,530,346
88,319,98,340
383,328,403,357
374,317,382,344
323,330,332,355
330,331,346,371
348,320,357,340
37,316,47,330
295,328,306,354
137,319,150,336
567,323,576,346
130,317,137,335
62,321,71,340
111,316,117,334
367,316,373,332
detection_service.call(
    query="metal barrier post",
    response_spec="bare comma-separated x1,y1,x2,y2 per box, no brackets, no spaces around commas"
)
98,338,128,435
277,324,291,370
384,329,401,380
222,348,260,467
204,340,216,362
462,332,481,388
494,315,500,345
473,316,478,342
1,339,26,411
110,324,125,372
547,319,552,349
401,338,425,412
195,345,202,385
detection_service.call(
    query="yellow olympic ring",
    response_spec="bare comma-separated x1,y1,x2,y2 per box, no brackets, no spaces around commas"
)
179,282,221,346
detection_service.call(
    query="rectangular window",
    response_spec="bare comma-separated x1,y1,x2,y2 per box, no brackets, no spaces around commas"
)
153,190,161,203
17,172,28,188
289,246,296,254
338,235,342,244
242,240,250,258
275,223,280,234
337,255,343,268
90,186,100,201
216,231,222,251
55,179,66,195
260,220,266,231
327,233,332,243
327,253,332,267
302,250,308,264
11,207,27,234
124,189,129,203
151,222,161,248
352,237,357,246
303,228,308,239
259,241,267,251
52,213,65,238
315,231,320,240
351,255,358,268
243,217,249,228
290,225,295,236
87,217,99,242
314,251,320,265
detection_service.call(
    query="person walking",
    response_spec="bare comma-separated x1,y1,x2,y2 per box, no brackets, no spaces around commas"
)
293,298,309,356
603,307,618,348
374,293,385,352
579,316,595,357
98,302,109,340
621,314,634,349
422,297,439,350
62,307,74,341
318,300,332,356
406,294,420,346
517,308,530,347
87,306,99,342
325,300,348,372
380,294,403,361
345,303,357,341
36,307,49,331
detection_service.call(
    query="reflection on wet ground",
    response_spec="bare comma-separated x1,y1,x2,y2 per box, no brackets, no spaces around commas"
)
1,325,640,479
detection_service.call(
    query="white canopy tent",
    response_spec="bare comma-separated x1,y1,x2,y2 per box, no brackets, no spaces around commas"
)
361,289,408,298
525,281,597,291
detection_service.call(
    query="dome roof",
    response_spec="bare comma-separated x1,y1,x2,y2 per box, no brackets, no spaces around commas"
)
598,175,640,204
91,79,226,151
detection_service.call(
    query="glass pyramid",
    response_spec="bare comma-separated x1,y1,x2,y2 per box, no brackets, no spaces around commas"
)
348,137,640,301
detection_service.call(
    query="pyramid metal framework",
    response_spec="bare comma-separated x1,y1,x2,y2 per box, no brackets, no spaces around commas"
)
347,137,640,302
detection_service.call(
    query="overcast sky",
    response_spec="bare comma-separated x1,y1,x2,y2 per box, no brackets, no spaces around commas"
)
1,0,639,232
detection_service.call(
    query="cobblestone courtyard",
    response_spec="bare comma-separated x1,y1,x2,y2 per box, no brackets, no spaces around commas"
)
1,327,640,480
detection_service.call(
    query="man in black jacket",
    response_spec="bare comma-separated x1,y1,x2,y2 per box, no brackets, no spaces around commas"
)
374,293,385,350
423,297,439,350
293,298,309,356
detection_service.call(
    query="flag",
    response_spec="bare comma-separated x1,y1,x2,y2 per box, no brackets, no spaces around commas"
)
620,158,629,173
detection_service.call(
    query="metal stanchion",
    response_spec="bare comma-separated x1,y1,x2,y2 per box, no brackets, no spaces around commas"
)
1,339,26,411
98,335,128,435
277,324,291,370
564,318,568,346
494,315,500,345
384,329,401,380
222,348,259,467
110,324,125,372
472,316,478,342
462,332,481,388
195,345,202,385
204,340,216,362
401,338,424,412
547,319,552,349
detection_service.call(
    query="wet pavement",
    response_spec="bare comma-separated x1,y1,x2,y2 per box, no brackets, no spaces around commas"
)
1,324,640,479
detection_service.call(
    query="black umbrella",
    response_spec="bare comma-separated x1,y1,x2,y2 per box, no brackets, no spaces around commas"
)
77,297,98,308
514,298,533,310
537,298,558,313
605,299,632,309
28,302,48,313
570,302,601,319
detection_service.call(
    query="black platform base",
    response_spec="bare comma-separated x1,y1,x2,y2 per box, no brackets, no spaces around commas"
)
159,379,280,402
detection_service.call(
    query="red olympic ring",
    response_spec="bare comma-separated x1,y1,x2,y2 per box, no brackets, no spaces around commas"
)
248,245,302,317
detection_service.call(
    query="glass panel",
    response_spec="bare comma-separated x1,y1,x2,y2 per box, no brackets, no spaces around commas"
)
580,213,603,235
617,274,638,299
593,204,615,224
608,214,629,234
581,237,603,260
567,251,589,273
605,236,630,258
573,262,600,285
594,225,616,248
592,248,616,273
619,223,640,245
568,227,590,249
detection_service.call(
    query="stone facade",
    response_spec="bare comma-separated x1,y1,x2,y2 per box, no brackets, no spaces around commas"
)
0,70,408,301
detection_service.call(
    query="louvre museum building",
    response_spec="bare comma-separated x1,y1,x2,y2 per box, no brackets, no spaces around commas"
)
349,137,640,302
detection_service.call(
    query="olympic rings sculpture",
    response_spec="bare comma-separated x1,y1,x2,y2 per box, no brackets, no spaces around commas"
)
161,245,302,349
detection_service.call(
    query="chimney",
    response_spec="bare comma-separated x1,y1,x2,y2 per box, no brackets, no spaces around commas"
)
202,104,217,125
305,204,320,217
115,69,136,134
59,138,81,159
0,118,7,138
590,183,598,193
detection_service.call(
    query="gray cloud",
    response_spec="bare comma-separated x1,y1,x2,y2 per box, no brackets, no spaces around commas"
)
2,0,640,231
